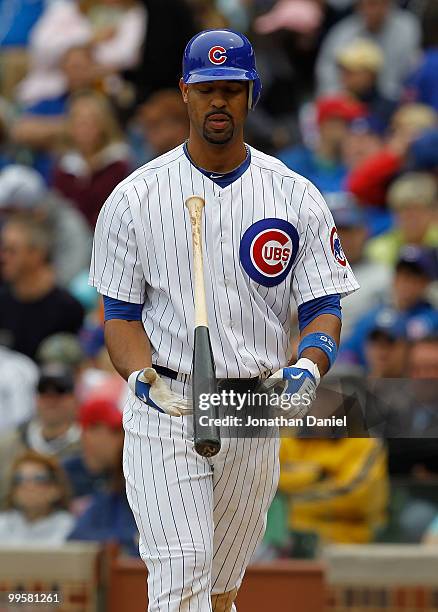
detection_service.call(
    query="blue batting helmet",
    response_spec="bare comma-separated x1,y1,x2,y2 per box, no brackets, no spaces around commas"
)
182,29,262,110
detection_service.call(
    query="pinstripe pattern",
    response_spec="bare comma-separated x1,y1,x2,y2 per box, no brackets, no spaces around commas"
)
123,382,279,611
90,144,358,378
90,143,359,610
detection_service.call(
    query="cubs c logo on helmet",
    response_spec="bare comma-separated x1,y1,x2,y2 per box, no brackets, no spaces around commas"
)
208,45,227,65
240,219,299,287
330,227,347,267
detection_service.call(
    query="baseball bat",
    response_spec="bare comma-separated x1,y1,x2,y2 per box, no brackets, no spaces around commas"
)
185,196,221,458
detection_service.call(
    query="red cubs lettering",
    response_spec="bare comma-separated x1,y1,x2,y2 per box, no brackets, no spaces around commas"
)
208,46,227,65
251,230,292,276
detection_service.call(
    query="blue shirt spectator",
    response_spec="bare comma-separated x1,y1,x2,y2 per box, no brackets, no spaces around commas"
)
278,144,348,194
68,490,139,556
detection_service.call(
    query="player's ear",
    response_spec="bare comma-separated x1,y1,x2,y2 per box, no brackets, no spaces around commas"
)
179,79,188,104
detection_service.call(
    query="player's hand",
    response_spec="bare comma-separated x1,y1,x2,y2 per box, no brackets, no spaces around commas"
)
128,368,192,417
267,358,320,418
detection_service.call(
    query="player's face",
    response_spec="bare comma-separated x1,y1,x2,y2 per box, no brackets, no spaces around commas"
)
180,80,248,145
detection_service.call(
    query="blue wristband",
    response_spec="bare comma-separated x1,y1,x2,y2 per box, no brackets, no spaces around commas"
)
298,332,338,370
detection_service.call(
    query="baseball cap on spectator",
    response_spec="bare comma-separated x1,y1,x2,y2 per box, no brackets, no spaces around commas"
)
396,245,438,280
316,95,367,126
36,333,85,369
79,397,123,430
408,129,438,171
336,39,384,74
0,165,46,211
37,363,75,394
387,172,437,210
368,309,407,342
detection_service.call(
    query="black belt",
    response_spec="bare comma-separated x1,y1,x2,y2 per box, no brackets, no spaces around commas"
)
154,364,262,393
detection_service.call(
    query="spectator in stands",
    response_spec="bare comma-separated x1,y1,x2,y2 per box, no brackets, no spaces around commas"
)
278,95,366,192
68,397,138,555
341,246,438,365
278,437,388,543
366,173,438,266
132,89,189,165
52,91,130,227
328,193,391,338
401,336,438,436
0,364,80,504
404,1,438,112
0,216,84,358
0,165,92,287
0,450,73,543
386,335,438,541
11,45,101,176
316,0,421,100
336,38,396,128
347,104,437,206
343,116,384,170
364,314,409,378
36,333,85,374
0,345,38,434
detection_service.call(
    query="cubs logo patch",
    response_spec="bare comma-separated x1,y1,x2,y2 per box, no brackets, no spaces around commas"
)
239,219,299,287
208,46,227,65
330,227,347,267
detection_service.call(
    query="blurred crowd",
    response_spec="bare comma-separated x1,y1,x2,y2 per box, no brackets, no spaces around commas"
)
0,0,438,558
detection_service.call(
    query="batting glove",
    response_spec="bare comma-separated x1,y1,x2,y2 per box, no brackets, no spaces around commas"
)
267,358,320,418
128,368,192,417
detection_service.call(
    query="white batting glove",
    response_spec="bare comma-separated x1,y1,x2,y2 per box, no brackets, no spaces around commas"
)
128,368,192,417
267,358,320,419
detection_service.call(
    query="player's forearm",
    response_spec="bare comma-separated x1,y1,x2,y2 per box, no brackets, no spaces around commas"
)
298,314,341,376
104,319,152,381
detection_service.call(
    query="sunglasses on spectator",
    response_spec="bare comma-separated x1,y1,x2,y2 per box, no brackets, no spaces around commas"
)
13,473,53,485
37,381,74,395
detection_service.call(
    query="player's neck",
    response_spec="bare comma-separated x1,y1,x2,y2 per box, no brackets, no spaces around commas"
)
186,134,247,174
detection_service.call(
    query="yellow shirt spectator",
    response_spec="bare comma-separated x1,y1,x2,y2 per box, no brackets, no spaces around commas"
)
278,437,388,544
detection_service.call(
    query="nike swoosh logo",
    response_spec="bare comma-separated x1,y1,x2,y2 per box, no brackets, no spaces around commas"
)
210,174,224,179
289,372,303,380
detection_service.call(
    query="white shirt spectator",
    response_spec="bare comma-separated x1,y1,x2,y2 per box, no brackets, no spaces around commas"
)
94,5,147,70
0,510,74,545
0,346,38,434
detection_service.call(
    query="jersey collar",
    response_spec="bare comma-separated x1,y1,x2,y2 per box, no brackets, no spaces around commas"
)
183,142,251,188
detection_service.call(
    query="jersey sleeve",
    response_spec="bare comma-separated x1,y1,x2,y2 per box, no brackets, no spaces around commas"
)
89,188,146,304
291,182,360,307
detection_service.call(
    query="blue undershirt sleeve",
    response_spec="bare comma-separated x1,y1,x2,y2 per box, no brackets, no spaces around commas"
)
103,296,143,321
297,294,342,332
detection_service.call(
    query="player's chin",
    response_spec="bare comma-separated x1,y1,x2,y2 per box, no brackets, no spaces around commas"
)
203,126,234,145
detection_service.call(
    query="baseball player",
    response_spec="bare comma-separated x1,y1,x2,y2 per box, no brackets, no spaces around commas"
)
90,29,359,611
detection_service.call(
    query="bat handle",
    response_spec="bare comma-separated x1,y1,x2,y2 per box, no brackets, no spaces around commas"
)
185,196,208,328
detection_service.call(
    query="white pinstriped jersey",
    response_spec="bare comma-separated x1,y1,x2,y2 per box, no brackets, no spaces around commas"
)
89,144,359,378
